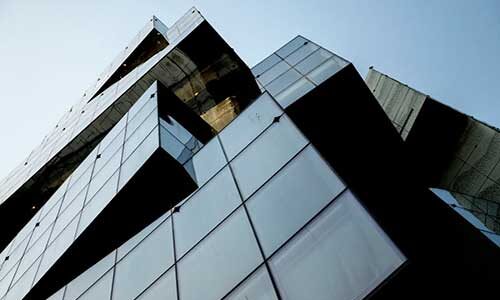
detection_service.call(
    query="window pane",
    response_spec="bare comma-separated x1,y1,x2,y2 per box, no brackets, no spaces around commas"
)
136,267,177,300
15,227,51,282
123,110,158,160
4,257,40,300
46,288,64,300
117,213,170,261
257,61,289,87
276,36,308,58
269,191,405,300
225,266,278,300
78,172,119,235
247,145,345,256
95,129,125,175
177,208,263,300
184,137,226,186
295,49,332,75
65,251,115,300
275,77,314,109
36,215,79,283
231,115,307,199
112,220,174,300
119,127,159,189
78,270,113,300
252,54,281,76
265,69,301,96
307,58,344,85
174,167,241,258
219,93,282,160
126,98,157,140
159,126,191,164
87,148,120,203
285,42,319,66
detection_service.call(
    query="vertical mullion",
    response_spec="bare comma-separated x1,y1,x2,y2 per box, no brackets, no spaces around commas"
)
216,135,283,300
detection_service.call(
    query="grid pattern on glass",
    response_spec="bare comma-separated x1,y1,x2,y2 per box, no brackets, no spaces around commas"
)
0,80,209,300
0,7,205,210
44,103,404,300
252,36,350,109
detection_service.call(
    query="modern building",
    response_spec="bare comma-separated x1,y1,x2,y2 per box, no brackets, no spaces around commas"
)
366,68,500,237
0,7,498,300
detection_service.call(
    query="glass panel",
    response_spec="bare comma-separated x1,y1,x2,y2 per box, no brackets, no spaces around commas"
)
0,265,16,299
117,213,170,261
2,236,29,277
159,126,190,164
65,251,115,300
65,165,93,206
265,68,301,96
177,208,262,300
231,115,307,199
136,267,176,300
159,116,194,146
119,127,159,189
307,58,344,85
185,137,226,186
252,54,282,76
285,42,319,66
225,266,278,300
276,36,308,58
269,191,405,300
123,110,158,160
36,215,79,283
78,172,119,235
67,148,98,188
247,145,345,256
112,220,174,300
46,288,64,300
4,257,40,300
257,61,289,87
99,118,126,151
78,270,113,300
275,77,315,109
126,98,157,140
51,188,86,242
94,129,125,175
219,93,282,160
15,228,51,283
87,149,121,201
294,49,332,75
174,167,241,258
29,203,59,249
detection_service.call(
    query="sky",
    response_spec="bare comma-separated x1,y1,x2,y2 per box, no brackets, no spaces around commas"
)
0,0,499,180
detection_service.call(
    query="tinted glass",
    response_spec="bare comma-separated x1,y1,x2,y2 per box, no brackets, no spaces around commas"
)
265,68,301,96
294,49,332,75
77,270,113,300
219,93,282,160
307,58,344,85
136,267,177,300
285,42,319,66
231,115,307,199
247,145,345,256
274,77,314,108
269,191,405,300
177,208,263,300
224,266,278,300
174,167,241,258
185,137,226,186
257,61,289,87
113,220,174,300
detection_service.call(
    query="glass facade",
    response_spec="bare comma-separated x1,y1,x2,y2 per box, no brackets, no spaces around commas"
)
0,8,410,300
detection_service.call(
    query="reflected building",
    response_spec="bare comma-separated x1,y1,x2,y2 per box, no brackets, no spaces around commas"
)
0,7,498,300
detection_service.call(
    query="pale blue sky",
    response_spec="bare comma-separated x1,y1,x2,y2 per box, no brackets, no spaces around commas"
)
0,0,499,179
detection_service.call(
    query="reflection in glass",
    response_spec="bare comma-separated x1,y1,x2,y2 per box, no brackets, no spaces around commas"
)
65,251,115,300
257,61,289,87
275,77,314,108
136,267,177,300
219,93,282,160
184,137,226,186
174,167,241,258
269,191,405,300
225,266,278,300
78,270,113,300
247,145,345,256
265,68,301,96
294,49,332,75
307,58,344,85
113,220,174,300
231,115,307,199
285,42,319,66
177,208,262,300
